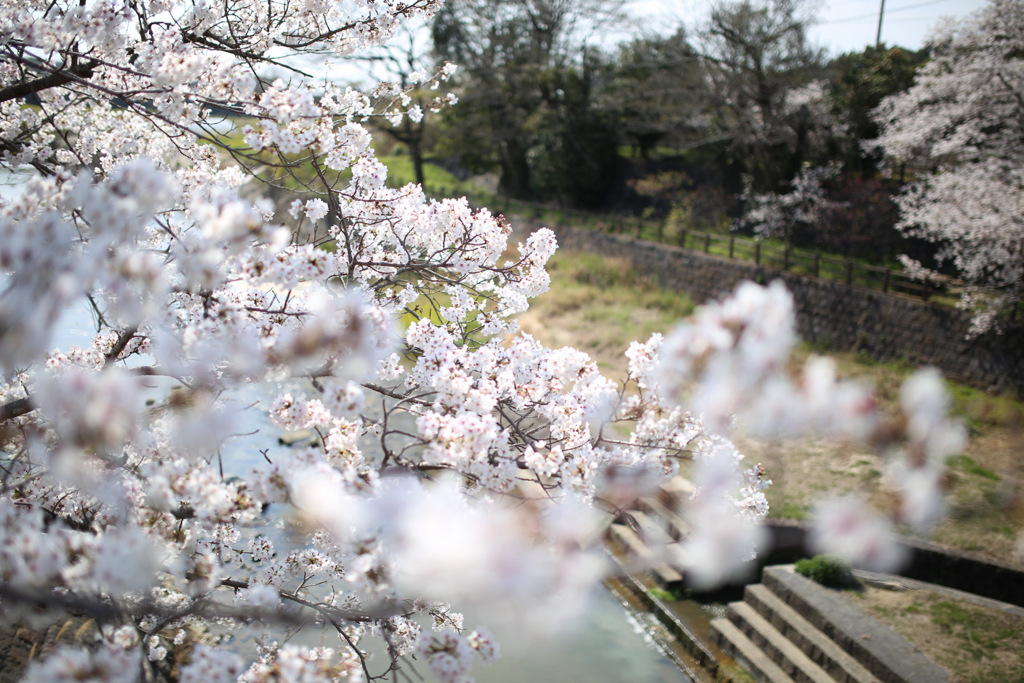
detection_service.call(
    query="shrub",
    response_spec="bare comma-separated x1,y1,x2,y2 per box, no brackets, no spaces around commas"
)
795,555,860,588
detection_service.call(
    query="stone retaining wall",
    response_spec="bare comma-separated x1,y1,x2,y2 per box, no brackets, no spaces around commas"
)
547,224,1024,395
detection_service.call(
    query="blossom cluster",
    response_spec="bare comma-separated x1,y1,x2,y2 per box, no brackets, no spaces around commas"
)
738,164,842,241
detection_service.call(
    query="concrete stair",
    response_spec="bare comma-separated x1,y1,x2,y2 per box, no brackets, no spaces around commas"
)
605,475,696,589
603,477,955,683
710,565,950,683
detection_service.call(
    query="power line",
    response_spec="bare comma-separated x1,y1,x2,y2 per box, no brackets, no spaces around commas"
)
820,0,962,25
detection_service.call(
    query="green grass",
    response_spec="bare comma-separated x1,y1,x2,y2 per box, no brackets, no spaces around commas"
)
801,345,1023,422
522,249,695,375
865,590,1024,683
929,599,1024,681
647,585,689,602
546,251,695,335
949,455,1000,481
945,382,1024,431
379,155,480,196
774,502,811,521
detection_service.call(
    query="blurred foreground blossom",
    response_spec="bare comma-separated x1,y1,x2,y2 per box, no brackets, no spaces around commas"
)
809,496,908,573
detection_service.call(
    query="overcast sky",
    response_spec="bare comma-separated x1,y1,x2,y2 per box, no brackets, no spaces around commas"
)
630,0,989,55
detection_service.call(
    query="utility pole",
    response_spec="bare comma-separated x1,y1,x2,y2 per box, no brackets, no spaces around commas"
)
876,0,886,46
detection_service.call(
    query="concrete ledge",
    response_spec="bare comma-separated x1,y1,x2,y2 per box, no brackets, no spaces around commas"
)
762,566,950,683
638,495,692,541
763,521,1024,609
605,552,725,679
607,524,683,588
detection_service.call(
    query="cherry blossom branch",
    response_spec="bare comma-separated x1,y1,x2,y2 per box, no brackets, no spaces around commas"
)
0,397,32,423
0,57,98,105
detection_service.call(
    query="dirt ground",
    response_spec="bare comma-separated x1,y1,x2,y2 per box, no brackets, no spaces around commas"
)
841,584,1024,683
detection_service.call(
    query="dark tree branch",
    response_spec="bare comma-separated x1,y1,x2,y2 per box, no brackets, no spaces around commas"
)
0,396,33,423
0,61,98,105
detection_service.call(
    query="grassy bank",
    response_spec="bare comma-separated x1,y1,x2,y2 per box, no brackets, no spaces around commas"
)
519,238,1024,566
848,585,1024,683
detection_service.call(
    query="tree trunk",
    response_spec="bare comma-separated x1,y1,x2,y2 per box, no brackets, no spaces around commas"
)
499,139,532,199
409,137,425,189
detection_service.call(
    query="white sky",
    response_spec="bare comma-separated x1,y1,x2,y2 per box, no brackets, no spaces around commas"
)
628,0,990,56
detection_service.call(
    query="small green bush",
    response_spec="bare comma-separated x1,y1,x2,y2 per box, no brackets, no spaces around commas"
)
795,555,859,589
647,585,689,602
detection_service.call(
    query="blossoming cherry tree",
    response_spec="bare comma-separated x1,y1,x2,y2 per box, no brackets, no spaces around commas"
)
0,0,966,681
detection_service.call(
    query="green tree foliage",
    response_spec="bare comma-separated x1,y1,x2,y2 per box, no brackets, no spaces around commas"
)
431,0,620,203
827,45,927,179
528,57,621,208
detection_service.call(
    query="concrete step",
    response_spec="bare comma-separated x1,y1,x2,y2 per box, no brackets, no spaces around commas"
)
624,509,676,547
726,601,834,683
607,523,683,589
637,495,692,541
617,510,693,572
744,584,880,683
762,566,951,683
711,617,796,683
657,475,696,510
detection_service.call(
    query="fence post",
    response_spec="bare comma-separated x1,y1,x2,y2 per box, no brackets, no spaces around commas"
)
729,236,735,259
814,253,820,278
680,230,688,249
755,242,761,265
883,268,890,293
704,233,711,253
846,259,853,285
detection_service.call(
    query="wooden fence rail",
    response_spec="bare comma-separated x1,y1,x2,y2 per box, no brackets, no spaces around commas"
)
428,185,957,307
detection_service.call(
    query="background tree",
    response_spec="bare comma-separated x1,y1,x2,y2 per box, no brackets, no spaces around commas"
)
525,52,621,207
697,0,826,192
431,0,620,201
354,22,453,188
598,29,708,160
828,44,926,180
874,0,1024,334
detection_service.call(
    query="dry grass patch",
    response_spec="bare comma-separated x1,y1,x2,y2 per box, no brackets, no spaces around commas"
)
519,250,693,373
